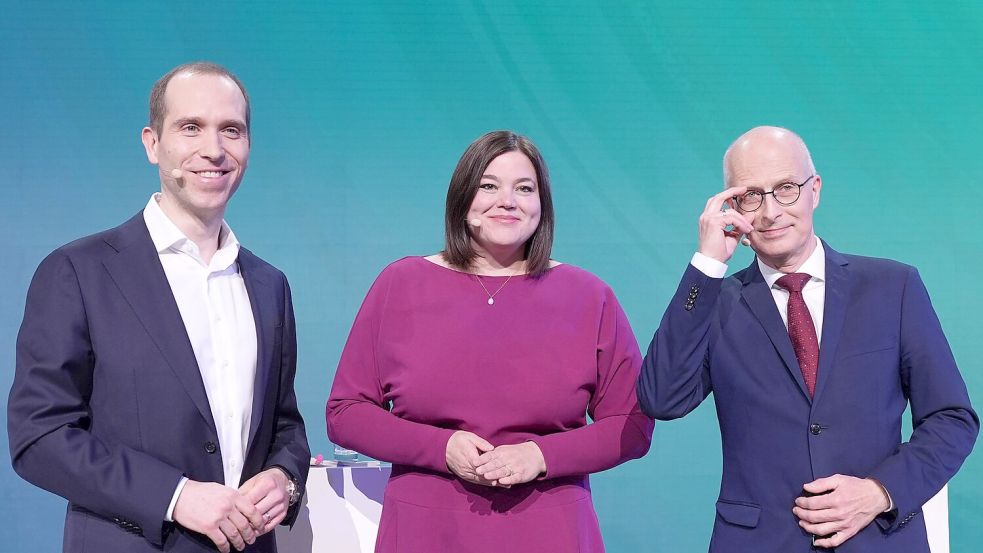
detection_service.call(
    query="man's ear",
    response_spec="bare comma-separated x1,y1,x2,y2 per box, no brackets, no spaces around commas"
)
141,127,159,165
811,174,822,208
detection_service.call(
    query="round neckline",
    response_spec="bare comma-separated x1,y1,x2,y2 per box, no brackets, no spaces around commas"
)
416,255,563,277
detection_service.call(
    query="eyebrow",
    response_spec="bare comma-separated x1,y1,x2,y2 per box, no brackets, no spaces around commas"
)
171,117,247,130
481,174,537,185
745,176,798,190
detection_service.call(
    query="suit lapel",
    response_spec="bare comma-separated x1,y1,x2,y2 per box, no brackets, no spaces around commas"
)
101,214,216,430
740,261,812,402
812,242,851,404
239,249,274,454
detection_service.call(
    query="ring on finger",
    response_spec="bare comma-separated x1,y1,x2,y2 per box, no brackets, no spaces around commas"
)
264,512,272,524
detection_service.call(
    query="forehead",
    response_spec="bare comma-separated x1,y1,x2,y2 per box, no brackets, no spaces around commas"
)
727,138,808,186
484,151,536,177
162,72,247,123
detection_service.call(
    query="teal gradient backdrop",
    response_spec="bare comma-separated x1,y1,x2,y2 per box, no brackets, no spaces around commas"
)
2,2,980,551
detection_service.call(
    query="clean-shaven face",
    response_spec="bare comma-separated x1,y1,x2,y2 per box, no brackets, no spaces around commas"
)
141,72,250,221
726,129,821,272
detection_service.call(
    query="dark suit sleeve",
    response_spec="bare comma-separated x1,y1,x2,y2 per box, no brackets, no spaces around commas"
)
637,264,721,420
7,251,183,546
868,267,978,533
263,276,311,526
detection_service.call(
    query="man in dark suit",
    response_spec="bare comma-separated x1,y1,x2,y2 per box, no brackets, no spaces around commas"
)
7,62,310,552
638,126,977,552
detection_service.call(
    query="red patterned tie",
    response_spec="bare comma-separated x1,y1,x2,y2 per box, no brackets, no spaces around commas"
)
776,273,819,397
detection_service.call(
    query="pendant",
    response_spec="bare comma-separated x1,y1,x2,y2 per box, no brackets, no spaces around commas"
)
487,297,495,305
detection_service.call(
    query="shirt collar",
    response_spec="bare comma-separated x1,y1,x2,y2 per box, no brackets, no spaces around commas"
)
142,193,240,270
757,236,826,288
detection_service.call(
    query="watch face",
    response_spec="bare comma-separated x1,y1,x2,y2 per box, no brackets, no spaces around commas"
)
286,479,300,505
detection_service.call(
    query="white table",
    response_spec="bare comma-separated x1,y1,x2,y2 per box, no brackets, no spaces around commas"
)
276,461,390,553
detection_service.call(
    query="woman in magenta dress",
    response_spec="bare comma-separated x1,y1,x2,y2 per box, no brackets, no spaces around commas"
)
326,130,653,552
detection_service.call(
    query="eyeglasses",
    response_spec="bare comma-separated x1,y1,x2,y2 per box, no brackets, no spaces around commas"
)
733,175,815,212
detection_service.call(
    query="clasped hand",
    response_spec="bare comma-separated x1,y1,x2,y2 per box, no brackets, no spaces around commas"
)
445,431,546,487
173,468,291,552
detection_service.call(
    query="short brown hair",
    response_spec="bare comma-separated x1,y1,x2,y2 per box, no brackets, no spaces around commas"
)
148,61,250,136
443,130,555,276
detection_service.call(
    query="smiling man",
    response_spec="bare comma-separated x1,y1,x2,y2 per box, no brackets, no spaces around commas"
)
637,126,978,552
8,62,310,553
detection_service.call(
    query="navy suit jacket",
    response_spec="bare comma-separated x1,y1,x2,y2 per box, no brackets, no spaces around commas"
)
8,213,310,552
638,242,977,552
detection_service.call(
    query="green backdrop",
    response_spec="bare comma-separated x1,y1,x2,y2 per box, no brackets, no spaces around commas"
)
2,2,979,551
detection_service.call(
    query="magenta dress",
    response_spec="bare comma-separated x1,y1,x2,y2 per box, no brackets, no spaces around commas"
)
327,257,653,552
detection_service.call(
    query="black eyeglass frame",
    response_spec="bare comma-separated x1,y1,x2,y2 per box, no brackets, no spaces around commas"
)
733,174,815,212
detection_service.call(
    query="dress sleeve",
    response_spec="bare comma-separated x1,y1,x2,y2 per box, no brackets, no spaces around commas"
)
529,285,654,478
326,265,455,473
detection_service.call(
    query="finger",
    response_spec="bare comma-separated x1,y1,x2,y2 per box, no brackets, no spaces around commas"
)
470,435,495,452
794,494,836,511
261,510,287,535
253,489,289,519
497,468,531,486
480,467,511,480
206,527,232,553
716,212,754,233
793,505,837,523
219,518,246,551
705,186,749,214
803,475,840,494
799,519,841,537
814,528,854,549
235,494,265,531
472,450,498,468
258,505,286,535
240,482,268,504
228,510,257,545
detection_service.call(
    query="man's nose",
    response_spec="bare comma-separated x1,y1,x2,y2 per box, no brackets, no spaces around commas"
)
198,131,225,161
758,192,782,222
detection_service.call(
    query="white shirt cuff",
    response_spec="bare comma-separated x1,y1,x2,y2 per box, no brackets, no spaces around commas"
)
165,477,189,522
691,252,728,279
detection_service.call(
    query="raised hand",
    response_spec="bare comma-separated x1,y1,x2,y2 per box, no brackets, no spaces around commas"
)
698,186,752,263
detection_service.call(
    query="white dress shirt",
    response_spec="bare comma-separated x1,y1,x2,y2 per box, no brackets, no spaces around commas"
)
690,237,825,340
143,194,258,519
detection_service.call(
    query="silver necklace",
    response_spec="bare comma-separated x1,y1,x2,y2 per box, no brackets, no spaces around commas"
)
473,271,516,305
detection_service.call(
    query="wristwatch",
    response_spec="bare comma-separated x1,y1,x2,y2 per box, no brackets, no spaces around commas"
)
285,476,301,506
271,466,302,506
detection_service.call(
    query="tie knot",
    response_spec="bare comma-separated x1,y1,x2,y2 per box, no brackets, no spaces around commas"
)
776,272,811,293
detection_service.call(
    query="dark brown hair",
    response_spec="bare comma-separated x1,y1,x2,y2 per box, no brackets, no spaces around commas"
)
148,61,250,136
443,130,555,276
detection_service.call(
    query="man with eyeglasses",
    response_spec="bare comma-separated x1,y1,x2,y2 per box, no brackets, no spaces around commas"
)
637,126,977,552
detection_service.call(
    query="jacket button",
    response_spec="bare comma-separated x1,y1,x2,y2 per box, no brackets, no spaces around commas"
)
810,423,822,435
204,441,217,454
